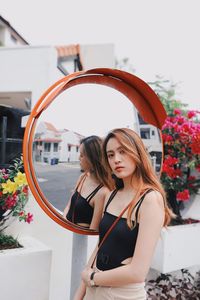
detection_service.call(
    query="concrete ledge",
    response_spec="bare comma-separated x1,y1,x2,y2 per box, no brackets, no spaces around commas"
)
151,223,200,273
0,236,52,300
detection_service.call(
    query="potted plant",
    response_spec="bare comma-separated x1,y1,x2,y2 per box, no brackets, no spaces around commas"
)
150,109,200,273
0,156,33,248
161,108,200,222
148,78,200,274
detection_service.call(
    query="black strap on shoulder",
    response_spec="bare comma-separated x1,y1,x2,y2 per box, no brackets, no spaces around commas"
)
135,189,153,221
104,189,118,212
86,184,103,203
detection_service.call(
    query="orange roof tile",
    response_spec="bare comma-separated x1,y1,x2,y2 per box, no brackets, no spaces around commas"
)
44,122,59,132
55,44,80,58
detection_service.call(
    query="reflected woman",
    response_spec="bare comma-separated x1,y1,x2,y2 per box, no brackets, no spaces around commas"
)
63,135,113,231
74,128,173,300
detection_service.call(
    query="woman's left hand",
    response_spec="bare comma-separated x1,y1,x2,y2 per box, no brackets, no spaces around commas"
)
81,267,93,287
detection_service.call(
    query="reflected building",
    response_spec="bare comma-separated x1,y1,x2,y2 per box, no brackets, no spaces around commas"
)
33,122,85,164
136,113,162,172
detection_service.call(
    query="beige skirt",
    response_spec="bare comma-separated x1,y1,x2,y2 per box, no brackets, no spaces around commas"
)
84,282,146,300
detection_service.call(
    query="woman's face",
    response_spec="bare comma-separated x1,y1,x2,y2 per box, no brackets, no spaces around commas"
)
106,137,136,179
79,144,90,172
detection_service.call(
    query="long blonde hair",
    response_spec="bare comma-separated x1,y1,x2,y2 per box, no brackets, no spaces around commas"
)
102,128,174,228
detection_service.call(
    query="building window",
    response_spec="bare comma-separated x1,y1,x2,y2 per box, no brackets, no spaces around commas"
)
68,145,71,152
76,146,79,152
44,143,51,152
53,143,58,152
152,130,155,136
10,33,17,43
140,128,150,139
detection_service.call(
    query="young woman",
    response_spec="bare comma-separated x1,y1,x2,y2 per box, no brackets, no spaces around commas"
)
74,128,173,300
63,135,112,231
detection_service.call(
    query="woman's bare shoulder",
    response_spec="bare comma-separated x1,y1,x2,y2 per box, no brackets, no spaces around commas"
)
102,188,115,208
139,190,165,222
98,186,111,198
75,172,86,188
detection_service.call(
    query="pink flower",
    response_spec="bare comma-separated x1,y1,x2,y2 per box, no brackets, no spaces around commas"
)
176,189,190,201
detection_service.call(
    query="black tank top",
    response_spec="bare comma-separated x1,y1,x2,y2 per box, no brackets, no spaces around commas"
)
66,184,103,224
96,189,152,271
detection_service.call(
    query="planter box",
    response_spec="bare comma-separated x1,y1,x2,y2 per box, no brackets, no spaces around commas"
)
0,236,52,300
151,223,200,273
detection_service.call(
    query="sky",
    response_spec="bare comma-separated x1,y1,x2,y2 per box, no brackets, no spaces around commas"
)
1,0,200,111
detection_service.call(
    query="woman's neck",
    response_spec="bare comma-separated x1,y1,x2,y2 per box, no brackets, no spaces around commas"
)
86,171,98,184
122,175,140,192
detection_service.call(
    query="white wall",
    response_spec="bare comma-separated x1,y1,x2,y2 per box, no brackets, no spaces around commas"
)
80,43,115,69
0,45,61,108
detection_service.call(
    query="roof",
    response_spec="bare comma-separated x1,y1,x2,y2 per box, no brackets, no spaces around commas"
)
44,122,59,132
0,15,29,45
55,44,80,58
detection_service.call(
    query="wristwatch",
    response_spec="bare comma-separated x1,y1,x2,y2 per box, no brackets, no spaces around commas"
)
90,271,98,287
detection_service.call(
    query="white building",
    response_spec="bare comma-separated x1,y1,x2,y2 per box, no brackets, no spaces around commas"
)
59,129,84,163
0,15,28,47
33,122,62,164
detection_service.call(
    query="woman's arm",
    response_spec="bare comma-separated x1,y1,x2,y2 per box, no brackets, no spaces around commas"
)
89,187,110,230
63,201,70,218
82,191,165,287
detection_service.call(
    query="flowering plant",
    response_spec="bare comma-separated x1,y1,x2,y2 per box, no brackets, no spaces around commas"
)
0,157,33,231
161,109,200,217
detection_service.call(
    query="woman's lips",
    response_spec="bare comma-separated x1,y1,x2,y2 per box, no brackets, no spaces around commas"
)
115,166,124,172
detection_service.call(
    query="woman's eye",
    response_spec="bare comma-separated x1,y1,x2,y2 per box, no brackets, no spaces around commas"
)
107,154,114,159
119,149,125,154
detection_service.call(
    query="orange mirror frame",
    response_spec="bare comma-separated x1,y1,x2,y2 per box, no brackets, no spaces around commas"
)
23,68,167,235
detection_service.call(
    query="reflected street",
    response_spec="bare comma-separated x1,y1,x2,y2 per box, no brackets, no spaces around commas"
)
34,162,81,212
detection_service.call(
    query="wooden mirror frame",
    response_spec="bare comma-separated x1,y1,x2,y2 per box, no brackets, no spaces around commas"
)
23,68,167,235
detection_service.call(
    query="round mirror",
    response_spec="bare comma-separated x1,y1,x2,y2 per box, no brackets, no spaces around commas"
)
23,68,167,235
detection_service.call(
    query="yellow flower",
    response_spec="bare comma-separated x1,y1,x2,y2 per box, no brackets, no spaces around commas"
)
14,172,28,187
2,179,17,194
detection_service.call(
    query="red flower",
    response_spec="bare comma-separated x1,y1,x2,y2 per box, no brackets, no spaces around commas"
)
3,195,17,209
162,134,173,142
187,110,196,119
22,186,29,194
188,176,196,181
191,134,200,154
164,156,179,166
173,108,181,115
196,164,200,172
26,213,33,224
176,189,190,201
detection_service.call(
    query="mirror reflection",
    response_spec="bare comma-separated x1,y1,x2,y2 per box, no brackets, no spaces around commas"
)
32,84,162,230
